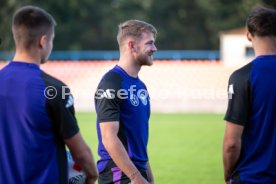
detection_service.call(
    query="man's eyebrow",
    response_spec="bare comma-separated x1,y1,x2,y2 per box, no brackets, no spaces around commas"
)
146,40,154,44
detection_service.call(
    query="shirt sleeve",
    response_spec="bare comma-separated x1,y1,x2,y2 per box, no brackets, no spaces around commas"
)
42,73,79,139
95,71,123,123
224,63,253,126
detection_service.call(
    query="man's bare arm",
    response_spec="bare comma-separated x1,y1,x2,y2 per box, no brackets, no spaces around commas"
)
146,161,154,184
223,122,244,183
65,132,98,184
100,121,149,184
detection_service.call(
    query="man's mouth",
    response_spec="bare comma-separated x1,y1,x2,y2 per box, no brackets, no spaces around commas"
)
148,52,154,56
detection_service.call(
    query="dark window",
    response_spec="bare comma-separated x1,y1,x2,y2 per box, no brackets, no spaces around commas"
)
245,47,255,57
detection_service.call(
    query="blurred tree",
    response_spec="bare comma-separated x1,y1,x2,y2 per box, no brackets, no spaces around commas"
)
0,0,18,51
149,0,211,49
195,0,263,49
262,0,276,8
27,0,150,50
0,0,275,51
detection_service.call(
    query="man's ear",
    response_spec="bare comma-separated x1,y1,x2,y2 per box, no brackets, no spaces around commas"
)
128,40,136,52
246,31,253,42
39,35,47,49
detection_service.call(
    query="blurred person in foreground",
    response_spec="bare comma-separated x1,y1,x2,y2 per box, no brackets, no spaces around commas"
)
0,5,98,184
94,20,157,184
223,5,276,184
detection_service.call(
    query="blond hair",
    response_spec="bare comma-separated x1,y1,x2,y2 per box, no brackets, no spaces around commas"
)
117,20,157,46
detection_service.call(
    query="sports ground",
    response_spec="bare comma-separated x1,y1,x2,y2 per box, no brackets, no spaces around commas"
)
77,112,225,184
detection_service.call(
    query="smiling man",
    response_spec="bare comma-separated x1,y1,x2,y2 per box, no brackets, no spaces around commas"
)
95,20,157,184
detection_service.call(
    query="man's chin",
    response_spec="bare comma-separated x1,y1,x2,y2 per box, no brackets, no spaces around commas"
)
146,58,154,66
137,56,153,66
147,61,153,66
144,59,153,66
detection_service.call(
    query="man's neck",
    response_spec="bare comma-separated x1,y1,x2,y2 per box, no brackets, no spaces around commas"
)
118,58,141,78
12,50,40,66
253,37,276,57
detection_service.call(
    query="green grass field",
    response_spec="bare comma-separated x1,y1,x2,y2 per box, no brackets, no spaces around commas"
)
76,112,225,184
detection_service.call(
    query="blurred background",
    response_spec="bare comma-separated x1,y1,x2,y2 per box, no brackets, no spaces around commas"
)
1,0,276,183
1,0,275,50
1,0,275,112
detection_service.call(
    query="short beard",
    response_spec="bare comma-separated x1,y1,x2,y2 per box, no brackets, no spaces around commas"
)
136,54,152,66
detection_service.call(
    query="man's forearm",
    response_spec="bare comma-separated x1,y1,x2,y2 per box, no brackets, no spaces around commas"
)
74,146,98,181
146,162,154,183
223,122,244,183
65,133,98,183
223,142,241,182
103,136,140,178
100,121,149,183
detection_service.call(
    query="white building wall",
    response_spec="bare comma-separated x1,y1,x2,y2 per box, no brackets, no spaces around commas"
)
221,34,253,66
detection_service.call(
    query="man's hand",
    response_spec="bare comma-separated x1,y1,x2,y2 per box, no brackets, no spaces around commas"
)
86,175,98,184
131,172,150,184
224,176,231,184
65,133,98,183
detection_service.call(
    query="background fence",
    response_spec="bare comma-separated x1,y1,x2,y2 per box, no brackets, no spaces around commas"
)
0,60,239,112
